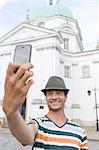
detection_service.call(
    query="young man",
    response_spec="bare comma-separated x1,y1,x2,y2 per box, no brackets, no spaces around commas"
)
2,63,88,150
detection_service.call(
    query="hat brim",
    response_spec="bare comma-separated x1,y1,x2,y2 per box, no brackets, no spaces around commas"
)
41,88,69,94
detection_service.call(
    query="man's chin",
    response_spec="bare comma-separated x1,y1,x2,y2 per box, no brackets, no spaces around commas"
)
49,107,61,112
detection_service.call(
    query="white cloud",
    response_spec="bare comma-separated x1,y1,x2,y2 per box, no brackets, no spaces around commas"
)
0,0,6,8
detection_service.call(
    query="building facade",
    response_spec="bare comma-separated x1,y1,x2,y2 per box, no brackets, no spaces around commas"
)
0,0,99,127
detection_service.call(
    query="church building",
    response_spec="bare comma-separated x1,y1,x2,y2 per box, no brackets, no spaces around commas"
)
0,0,99,127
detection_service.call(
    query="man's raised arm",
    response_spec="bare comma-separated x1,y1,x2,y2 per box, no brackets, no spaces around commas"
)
2,63,37,145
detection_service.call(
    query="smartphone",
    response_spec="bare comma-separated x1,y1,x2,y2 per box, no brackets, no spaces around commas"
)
13,44,32,65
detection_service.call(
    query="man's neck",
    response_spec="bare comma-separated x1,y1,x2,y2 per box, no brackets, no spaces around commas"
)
46,110,67,127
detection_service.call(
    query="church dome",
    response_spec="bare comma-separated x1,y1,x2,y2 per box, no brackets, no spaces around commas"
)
30,4,74,21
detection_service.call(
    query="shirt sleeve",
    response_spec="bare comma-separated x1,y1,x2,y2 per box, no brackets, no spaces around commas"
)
27,119,39,134
80,129,88,150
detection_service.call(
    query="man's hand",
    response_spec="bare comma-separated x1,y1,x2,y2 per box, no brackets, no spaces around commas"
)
2,63,33,118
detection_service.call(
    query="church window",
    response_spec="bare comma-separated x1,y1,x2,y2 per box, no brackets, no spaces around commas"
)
64,38,69,50
64,65,71,78
82,65,90,78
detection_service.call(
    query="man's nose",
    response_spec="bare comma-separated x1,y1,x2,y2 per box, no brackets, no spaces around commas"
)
52,93,57,99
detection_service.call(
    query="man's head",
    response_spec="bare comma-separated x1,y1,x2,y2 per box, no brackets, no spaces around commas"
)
41,76,69,96
41,76,69,112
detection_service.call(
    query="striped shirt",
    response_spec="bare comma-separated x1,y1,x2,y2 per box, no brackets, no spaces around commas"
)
29,116,88,150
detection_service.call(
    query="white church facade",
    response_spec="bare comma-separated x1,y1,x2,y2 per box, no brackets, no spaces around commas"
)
0,0,99,127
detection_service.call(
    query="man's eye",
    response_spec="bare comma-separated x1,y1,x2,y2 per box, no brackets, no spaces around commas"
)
48,92,52,95
57,91,61,94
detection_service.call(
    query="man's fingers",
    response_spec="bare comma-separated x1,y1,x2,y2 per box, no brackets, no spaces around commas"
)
23,79,33,94
19,70,33,85
15,63,33,80
6,63,20,75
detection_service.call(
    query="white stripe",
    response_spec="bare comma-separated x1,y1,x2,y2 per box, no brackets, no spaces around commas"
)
33,148,44,150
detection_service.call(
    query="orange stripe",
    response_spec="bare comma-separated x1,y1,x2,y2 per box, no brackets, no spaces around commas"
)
36,133,81,146
81,142,88,148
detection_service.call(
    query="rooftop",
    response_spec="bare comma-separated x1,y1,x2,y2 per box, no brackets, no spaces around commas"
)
30,4,74,21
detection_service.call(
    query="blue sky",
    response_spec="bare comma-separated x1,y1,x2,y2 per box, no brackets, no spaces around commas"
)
0,0,98,50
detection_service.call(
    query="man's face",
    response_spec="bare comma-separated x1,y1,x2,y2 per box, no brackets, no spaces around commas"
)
46,90,67,112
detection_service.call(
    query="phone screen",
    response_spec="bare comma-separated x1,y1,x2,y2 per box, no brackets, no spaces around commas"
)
13,45,32,65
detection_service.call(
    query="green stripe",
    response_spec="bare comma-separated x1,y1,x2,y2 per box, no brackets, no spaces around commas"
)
32,142,79,150
82,136,87,142
67,122,80,128
80,149,88,150
81,149,88,150
39,125,82,141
